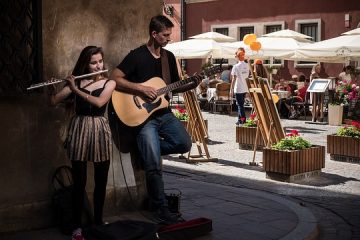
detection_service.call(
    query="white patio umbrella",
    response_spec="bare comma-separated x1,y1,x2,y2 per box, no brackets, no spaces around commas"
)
164,31,236,59
189,31,236,42
262,29,313,41
164,39,226,59
220,36,312,60
293,28,360,63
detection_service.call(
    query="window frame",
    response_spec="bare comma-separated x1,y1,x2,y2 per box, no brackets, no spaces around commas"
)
294,18,322,68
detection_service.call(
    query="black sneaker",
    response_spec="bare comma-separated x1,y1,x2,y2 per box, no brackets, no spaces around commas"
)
155,207,181,225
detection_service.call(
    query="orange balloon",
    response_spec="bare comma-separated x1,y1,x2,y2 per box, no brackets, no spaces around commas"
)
243,34,257,45
250,41,262,51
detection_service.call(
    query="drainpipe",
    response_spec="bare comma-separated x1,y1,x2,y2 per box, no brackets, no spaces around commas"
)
181,0,185,41
181,0,186,69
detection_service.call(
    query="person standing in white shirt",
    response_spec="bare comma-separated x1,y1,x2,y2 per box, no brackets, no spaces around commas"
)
230,48,250,125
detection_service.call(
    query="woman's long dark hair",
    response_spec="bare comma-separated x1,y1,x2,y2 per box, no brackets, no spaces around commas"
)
63,46,108,122
72,46,108,77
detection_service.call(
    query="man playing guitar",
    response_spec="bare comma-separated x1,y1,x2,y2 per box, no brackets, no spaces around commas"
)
111,15,200,224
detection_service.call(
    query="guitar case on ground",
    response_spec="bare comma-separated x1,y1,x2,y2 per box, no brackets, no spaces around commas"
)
83,220,158,240
157,217,213,240
83,217,212,240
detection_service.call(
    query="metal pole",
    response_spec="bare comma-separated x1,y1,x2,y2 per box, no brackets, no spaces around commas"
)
180,0,186,70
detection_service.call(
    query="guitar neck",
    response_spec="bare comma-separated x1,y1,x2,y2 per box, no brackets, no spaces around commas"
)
157,76,197,96
156,65,221,96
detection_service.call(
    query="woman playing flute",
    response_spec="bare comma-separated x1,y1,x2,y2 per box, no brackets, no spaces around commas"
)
51,46,116,240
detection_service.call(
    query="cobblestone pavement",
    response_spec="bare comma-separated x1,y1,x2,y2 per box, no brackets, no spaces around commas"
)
163,111,360,240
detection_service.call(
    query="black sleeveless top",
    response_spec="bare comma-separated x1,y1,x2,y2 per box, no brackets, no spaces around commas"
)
75,80,109,116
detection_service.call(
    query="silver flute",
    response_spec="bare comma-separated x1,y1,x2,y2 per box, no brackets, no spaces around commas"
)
26,69,109,90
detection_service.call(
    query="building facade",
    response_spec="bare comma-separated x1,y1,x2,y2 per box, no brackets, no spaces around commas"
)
164,0,360,81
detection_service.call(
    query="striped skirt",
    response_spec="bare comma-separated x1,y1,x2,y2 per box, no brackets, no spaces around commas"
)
66,115,112,162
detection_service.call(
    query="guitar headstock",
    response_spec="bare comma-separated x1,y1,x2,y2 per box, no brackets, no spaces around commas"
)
187,64,223,86
203,65,223,77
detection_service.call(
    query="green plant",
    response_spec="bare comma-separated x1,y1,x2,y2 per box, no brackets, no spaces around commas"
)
272,130,311,150
242,113,257,127
336,121,360,138
172,105,189,121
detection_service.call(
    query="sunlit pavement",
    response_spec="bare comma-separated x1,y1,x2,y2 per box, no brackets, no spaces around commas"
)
162,111,360,240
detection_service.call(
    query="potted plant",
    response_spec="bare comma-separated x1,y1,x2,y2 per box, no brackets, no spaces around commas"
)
236,113,264,150
173,105,189,122
329,82,359,125
327,121,360,163
263,130,325,182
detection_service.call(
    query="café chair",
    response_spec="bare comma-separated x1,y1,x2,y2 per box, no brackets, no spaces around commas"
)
210,82,232,115
291,92,311,120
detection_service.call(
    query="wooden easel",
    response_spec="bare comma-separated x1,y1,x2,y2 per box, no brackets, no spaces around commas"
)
246,64,285,165
182,90,217,162
176,60,217,163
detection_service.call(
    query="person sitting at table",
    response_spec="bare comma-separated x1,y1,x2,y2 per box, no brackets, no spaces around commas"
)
274,78,290,91
221,65,232,83
291,74,298,82
296,75,308,100
280,75,309,119
197,75,210,98
209,74,223,88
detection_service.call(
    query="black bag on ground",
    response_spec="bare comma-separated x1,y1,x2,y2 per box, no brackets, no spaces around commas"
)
52,165,74,235
83,220,158,240
158,217,213,240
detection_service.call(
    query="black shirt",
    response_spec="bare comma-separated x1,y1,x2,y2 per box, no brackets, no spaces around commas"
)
117,44,180,84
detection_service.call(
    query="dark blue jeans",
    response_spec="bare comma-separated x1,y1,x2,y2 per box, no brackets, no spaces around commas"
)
235,93,246,123
137,111,192,209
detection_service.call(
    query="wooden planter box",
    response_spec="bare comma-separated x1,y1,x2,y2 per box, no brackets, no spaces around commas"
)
327,135,360,163
236,126,264,150
263,145,325,182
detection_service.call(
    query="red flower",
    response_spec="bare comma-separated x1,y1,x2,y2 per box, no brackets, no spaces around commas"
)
249,113,256,120
291,130,299,136
175,105,186,113
240,117,246,122
286,129,299,137
351,121,360,129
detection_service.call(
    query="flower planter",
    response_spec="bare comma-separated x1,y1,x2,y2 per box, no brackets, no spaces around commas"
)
328,104,343,126
236,126,264,150
327,134,360,163
263,145,325,182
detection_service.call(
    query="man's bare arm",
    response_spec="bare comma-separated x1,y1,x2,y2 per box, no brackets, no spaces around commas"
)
111,68,158,101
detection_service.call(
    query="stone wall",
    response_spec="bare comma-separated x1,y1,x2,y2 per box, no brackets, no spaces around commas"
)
0,0,161,233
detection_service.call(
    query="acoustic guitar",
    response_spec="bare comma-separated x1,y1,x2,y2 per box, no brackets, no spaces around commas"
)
111,65,222,127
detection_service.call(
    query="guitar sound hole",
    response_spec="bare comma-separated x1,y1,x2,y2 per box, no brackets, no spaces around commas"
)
133,96,141,109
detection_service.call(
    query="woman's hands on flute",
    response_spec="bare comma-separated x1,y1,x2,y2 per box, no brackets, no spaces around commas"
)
66,75,77,92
